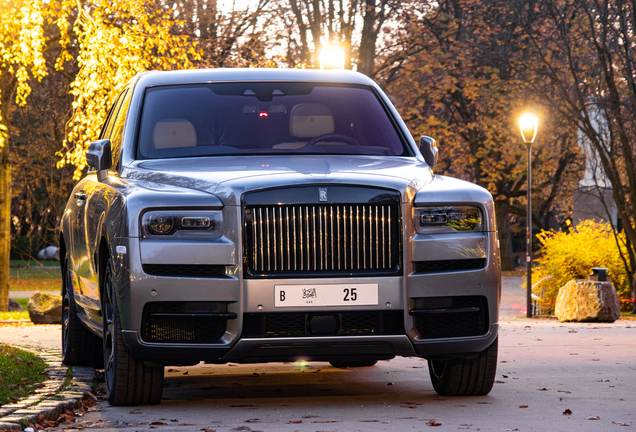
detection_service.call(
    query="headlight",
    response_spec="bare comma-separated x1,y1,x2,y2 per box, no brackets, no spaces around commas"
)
414,206,482,234
141,210,223,239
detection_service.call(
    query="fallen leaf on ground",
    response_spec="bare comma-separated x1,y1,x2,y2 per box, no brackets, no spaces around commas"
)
150,421,167,425
302,415,319,418
612,422,630,426
313,420,338,423
245,419,260,423
289,420,302,423
519,405,528,408
401,405,417,409
587,416,600,420
387,382,395,385
563,409,572,415
427,419,442,426
538,388,548,391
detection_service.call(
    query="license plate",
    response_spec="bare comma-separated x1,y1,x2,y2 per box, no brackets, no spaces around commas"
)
274,284,379,307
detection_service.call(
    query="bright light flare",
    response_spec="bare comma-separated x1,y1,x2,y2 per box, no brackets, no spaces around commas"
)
319,45,345,70
519,112,539,143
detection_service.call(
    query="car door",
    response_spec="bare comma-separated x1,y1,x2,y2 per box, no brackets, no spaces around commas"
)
70,89,129,323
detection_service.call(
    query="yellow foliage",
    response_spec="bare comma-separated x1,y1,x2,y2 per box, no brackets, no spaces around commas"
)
0,0,48,147
55,0,200,179
533,220,630,304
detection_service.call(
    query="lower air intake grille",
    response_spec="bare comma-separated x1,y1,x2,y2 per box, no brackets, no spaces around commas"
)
242,311,404,338
141,302,234,343
414,258,486,274
142,264,226,278
411,296,488,339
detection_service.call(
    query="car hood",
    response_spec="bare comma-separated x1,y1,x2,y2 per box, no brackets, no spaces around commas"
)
121,155,434,205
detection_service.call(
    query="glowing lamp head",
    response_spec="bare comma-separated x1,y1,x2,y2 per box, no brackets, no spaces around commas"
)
319,45,345,70
519,112,539,143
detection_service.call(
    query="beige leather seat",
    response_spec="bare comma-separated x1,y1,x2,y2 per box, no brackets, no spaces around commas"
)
273,103,337,149
153,118,197,149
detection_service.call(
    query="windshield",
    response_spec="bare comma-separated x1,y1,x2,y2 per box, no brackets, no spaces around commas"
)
136,83,409,159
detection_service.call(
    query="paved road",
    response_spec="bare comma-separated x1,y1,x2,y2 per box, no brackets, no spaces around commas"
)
2,318,634,431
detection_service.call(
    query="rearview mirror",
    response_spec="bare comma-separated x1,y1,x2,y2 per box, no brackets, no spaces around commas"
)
86,139,112,181
419,135,438,167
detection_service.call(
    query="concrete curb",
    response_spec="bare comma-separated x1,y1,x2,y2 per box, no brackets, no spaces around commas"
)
0,347,95,431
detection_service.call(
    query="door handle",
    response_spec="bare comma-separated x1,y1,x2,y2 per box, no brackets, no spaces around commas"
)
75,192,87,206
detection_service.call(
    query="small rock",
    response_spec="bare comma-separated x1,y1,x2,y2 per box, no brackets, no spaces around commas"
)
8,299,23,312
28,292,63,324
554,280,620,323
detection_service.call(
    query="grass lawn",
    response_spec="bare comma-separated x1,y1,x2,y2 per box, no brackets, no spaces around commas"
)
10,266,61,291
0,299,30,320
0,345,47,405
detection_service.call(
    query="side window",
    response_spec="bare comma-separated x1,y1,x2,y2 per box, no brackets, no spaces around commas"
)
100,91,126,140
108,90,132,172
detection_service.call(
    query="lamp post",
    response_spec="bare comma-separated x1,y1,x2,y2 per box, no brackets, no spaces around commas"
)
519,113,538,319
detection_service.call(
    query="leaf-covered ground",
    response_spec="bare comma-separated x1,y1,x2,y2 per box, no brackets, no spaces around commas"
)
0,345,47,405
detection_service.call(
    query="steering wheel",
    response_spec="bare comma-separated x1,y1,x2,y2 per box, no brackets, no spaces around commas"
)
305,133,361,147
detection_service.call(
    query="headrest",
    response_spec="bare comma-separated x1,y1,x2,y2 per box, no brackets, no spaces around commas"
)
289,104,334,138
154,118,197,149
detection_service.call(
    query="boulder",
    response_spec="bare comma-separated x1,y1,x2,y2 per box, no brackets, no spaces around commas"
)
28,292,63,324
555,279,620,323
8,299,23,312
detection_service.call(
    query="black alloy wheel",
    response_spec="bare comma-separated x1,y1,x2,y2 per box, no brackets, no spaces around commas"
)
103,258,164,405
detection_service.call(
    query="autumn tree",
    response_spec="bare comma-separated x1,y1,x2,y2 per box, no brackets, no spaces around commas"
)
56,0,199,179
380,0,582,270
170,0,283,68
520,0,636,304
274,0,399,73
0,0,199,310
0,0,49,311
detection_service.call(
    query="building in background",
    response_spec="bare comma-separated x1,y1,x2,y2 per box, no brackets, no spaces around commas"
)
572,102,621,230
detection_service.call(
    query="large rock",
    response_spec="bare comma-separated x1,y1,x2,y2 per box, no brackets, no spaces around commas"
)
28,292,63,324
555,279,620,323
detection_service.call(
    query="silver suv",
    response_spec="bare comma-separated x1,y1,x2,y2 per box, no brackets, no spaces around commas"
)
60,68,500,406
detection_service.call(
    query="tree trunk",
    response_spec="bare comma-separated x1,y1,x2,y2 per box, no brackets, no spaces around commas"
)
0,145,10,312
357,0,377,76
495,200,515,271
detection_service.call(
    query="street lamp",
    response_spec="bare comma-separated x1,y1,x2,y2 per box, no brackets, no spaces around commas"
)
519,112,538,318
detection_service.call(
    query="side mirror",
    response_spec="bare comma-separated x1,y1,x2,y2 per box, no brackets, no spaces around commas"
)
419,135,438,167
86,139,112,181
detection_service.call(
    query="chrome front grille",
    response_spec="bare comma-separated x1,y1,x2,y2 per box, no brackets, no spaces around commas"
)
244,203,401,277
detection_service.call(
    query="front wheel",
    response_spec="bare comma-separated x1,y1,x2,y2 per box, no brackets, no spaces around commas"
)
103,258,164,405
428,337,498,396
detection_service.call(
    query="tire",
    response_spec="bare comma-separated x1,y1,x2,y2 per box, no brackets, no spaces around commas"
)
61,256,103,368
428,337,498,396
329,360,378,368
103,258,164,405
